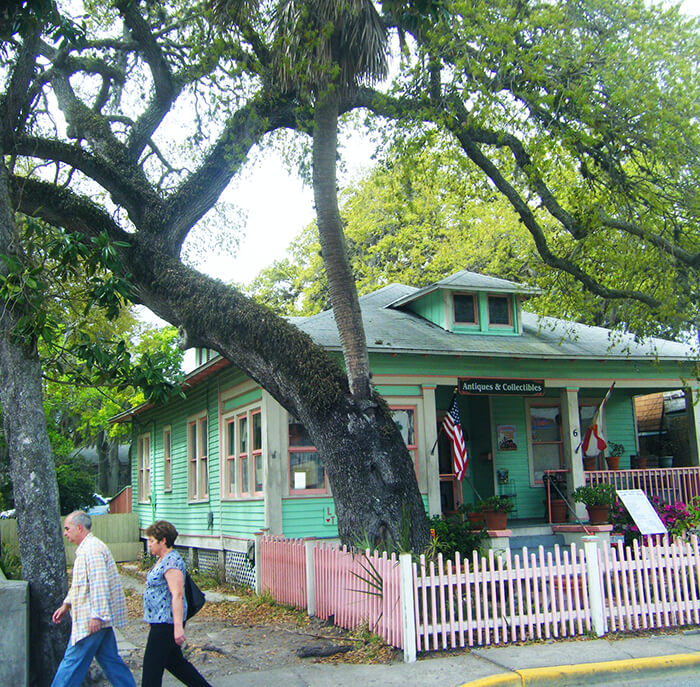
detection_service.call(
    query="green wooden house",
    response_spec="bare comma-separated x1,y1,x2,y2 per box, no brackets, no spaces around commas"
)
115,271,700,583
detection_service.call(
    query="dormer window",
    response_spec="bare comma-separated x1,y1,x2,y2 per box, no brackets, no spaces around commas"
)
453,293,478,325
488,295,511,326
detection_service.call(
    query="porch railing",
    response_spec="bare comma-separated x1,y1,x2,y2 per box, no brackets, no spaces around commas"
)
585,466,700,506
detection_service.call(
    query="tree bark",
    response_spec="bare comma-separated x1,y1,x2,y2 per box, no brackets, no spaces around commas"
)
0,162,69,687
313,93,372,400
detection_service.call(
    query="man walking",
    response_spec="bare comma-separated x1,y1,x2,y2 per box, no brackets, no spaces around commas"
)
51,510,136,687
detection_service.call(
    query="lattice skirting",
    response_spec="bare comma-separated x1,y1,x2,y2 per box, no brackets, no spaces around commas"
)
225,550,256,588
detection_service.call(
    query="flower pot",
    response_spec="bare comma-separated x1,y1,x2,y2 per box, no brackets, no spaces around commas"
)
605,455,620,470
659,455,673,468
549,499,567,523
586,504,610,525
632,456,647,469
483,510,508,530
583,456,597,471
466,511,484,528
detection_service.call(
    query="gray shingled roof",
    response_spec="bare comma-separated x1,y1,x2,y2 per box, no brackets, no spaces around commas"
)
386,270,540,308
291,283,692,361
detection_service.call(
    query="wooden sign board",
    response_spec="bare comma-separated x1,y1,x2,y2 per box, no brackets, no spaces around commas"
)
616,489,667,536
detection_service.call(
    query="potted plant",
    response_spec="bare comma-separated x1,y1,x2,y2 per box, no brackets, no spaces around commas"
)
478,495,514,530
605,442,624,470
459,503,484,529
543,472,567,523
572,483,616,524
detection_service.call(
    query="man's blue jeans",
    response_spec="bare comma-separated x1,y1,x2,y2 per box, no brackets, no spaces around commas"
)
51,627,136,687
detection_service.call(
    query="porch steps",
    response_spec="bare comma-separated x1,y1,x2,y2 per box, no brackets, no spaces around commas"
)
509,527,565,560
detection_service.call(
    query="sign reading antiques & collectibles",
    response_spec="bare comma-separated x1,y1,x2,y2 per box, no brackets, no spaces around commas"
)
459,377,545,396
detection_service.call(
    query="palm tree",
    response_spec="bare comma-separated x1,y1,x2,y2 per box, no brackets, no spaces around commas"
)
273,0,388,400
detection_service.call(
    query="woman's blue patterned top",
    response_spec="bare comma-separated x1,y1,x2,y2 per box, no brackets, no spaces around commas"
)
143,550,188,624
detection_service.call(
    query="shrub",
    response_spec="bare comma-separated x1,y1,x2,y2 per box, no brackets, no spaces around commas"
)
0,543,21,580
427,514,486,561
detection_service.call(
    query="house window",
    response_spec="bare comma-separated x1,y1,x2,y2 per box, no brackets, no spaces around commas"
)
224,418,236,497
137,434,151,503
188,413,208,501
488,295,511,326
529,405,562,484
163,427,172,492
453,293,478,325
239,414,249,496
391,406,418,472
252,410,263,494
288,414,326,493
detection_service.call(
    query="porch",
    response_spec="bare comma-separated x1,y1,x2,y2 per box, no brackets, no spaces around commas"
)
534,465,700,529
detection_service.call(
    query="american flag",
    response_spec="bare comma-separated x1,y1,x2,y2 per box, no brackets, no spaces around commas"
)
443,396,468,480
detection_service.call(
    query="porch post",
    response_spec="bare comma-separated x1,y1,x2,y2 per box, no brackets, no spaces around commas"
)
422,385,441,517
685,388,700,467
262,390,284,534
560,387,586,521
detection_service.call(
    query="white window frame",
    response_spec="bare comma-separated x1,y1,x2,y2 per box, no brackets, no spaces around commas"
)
163,426,172,493
137,433,151,503
187,411,208,502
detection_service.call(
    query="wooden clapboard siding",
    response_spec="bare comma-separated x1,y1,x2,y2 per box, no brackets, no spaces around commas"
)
367,351,686,383
282,497,339,539
221,500,265,538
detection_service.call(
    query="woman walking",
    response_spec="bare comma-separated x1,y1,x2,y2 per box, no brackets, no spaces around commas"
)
141,520,212,687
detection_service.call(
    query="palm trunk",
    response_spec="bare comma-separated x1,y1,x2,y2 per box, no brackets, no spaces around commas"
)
313,93,372,400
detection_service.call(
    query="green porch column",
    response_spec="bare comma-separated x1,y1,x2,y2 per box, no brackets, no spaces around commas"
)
262,390,284,534
422,385,441,516
685,388,700,467
560,387,586,521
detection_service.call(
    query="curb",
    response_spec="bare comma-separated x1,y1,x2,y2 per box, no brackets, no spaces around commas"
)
459,653,700,686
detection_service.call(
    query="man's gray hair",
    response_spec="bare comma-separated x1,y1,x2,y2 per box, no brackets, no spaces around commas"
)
69,511,92,530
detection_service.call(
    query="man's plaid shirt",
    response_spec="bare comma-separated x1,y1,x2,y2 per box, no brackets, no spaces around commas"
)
64,532,128,645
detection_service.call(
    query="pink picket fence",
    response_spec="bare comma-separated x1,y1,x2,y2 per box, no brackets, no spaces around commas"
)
259,535,307,608
600,536,700,632
258,536,403,647
314,544,403,647
413,545,591,651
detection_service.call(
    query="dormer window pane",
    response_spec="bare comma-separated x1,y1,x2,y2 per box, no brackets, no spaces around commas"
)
454,294,477,324
488,296,511,325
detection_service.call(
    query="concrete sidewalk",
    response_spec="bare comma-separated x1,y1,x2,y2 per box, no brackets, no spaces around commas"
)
156,629,700,687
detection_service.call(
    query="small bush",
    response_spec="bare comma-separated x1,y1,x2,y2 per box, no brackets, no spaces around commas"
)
0,543,21,580
427,514,486,561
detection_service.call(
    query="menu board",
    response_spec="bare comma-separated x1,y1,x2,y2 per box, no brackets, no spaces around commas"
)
616,489,667,536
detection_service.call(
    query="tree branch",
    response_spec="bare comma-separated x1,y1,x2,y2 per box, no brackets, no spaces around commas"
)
115,0,179,161
162,92,300,250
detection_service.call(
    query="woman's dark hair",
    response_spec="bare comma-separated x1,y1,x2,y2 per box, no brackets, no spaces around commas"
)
145,520,178,548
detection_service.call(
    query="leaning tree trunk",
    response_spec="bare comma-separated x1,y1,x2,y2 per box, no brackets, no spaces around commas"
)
129,235,431,551
313,93,372,401
0,163,69,687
